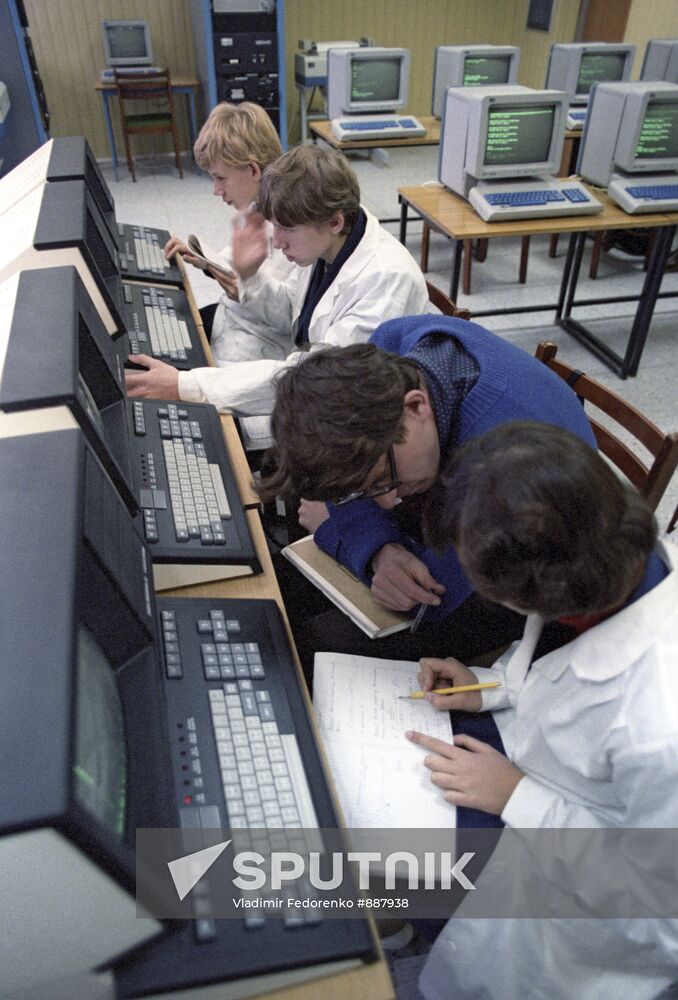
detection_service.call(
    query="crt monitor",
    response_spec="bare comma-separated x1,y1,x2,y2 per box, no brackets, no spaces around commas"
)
327,46,410,119
545,42,635,104
641,39,678,83
438,85,568,198
578,81,678,186
431,45,520,117
0,417,169,997
101,19,154,67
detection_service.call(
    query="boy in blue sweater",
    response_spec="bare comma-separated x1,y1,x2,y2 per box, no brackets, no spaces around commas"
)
260,315,596,676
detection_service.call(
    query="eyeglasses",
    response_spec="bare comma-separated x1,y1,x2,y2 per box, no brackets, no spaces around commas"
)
334,446,399,506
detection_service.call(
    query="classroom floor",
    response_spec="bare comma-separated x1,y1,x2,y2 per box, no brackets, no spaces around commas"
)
103,146,678,532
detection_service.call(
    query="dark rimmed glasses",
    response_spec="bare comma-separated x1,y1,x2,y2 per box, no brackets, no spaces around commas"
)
334,446,400,506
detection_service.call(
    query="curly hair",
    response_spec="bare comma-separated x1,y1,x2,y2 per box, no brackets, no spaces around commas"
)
258,145,360,235
423,421,657,618
193,102,281,172
256,344,422,503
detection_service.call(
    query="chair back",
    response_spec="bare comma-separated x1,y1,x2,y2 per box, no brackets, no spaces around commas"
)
426,281,471,321
114,68,175,122
535,341,678,511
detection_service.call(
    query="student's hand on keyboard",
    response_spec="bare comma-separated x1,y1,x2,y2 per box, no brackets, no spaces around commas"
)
298,499,329,533
213,268,240,301
231,205,269,280
417,656,482,712
124,354,181,401
370,543,445,612
405,730,524,816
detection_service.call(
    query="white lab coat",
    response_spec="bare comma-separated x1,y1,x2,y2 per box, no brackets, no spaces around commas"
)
207,223,296,365
177,207,430,416
420,539,678,1000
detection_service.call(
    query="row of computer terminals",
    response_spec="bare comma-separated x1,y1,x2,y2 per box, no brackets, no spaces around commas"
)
326,42,678,221
0,140,377,998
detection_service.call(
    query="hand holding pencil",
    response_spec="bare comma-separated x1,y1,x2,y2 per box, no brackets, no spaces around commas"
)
415,655,493,713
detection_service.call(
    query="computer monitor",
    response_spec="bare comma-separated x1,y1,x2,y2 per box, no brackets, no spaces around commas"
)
0,179,125,339
101,19,154,68
545,42,635,105
439,85,568,198
326,46,410,119
578,81,678,186
641,39,678,83
431,45,520,118
0,417,168,997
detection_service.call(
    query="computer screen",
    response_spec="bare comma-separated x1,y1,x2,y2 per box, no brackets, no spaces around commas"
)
545,43,635,104
327,47,410,119
101,20,154,67
0,420,167,996
641,39,678,83
438,85,568,197
432,45,520,117
578,81,678,185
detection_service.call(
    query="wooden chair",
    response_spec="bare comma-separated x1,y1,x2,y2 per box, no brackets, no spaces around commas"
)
426,280,471,320
535,341,678,511
114,68,183,182
420,223,530,295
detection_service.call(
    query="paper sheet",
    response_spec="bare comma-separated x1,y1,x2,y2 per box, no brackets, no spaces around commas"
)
313,653,455,828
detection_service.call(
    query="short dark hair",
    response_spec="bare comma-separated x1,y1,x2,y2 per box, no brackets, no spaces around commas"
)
259,145,360,234
423,421,657,618
257,344,421,502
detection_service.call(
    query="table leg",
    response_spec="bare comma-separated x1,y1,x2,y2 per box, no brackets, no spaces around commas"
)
183,86,199,173
100,90,118,181
626,224,675,377
399,195,409,245
449,239,463,302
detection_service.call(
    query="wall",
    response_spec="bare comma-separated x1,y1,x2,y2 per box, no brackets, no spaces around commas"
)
624,0,678,77
284,0,581,142
19,0,678,158
23,0,196,160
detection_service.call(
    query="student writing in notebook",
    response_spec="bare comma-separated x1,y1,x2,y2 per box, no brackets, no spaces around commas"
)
405,421,678,1000
257,320,595,677
125,145,429,414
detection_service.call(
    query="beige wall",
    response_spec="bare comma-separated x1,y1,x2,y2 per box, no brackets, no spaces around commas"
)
24,0,196,160
624,0,678,77
20,0,678,158
284,0,581,141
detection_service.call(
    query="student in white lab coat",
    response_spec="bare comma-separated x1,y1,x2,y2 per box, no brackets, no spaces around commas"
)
161,101,295,364
406,421,678,1000
126,145,430,416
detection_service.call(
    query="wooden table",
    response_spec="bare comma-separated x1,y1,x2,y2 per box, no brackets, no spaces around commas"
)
95,75,199,181
398,183,678,378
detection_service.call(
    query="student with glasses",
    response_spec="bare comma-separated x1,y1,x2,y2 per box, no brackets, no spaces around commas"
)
259,314,598,679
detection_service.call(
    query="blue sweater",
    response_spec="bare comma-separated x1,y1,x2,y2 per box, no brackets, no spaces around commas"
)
314,315,597,620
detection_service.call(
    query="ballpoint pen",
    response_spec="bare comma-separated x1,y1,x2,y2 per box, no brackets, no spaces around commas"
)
399,681,501,700
409,600,429,634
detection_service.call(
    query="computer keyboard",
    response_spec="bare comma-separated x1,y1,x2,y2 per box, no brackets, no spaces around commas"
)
607,174,678,214
127,399,257,569
117,222,181,285
468,178,604,222
100,66,164,82
122,281,207,369
113,597,376,998
330,114,427,142
567,107,587,129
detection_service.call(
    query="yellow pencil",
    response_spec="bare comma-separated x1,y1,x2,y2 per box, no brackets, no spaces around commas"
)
400,681,501,700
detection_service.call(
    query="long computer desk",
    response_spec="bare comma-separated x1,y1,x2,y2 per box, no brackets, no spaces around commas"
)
158,257,395,1000
398,183,678,379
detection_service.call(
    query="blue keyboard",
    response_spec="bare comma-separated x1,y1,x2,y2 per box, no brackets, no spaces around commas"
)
330,114,427,142
607,174,678,214
468,179,604,222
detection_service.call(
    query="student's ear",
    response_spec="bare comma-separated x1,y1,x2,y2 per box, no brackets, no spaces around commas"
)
248,162,263,181
403,388,432,422
328,211,345,235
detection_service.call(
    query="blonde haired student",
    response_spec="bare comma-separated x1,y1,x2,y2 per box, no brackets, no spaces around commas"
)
163,101,295,366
